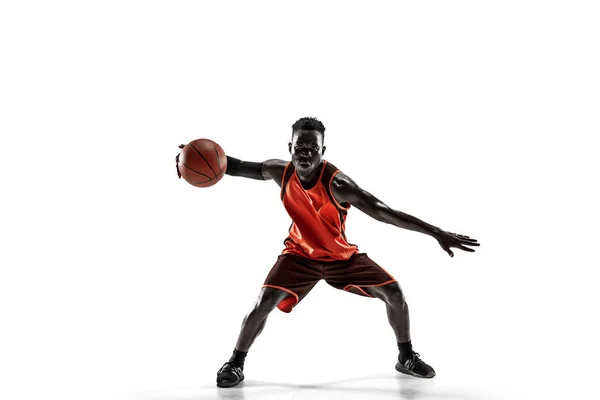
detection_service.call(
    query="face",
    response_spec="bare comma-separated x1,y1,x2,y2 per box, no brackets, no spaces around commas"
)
289,129,326,176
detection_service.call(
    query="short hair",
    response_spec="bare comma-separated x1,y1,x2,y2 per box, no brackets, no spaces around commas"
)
291,117,325,140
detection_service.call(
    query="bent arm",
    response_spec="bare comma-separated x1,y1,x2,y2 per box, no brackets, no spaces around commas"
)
226,156,287,186
331,172,440,237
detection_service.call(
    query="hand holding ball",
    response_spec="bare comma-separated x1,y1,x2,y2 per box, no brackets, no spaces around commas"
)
176,139,227,188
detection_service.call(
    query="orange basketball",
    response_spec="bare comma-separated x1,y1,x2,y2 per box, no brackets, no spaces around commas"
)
176,139,227,188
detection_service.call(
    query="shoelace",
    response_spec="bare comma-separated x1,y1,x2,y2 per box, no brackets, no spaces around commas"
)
219,362,242,374
403,352,421,368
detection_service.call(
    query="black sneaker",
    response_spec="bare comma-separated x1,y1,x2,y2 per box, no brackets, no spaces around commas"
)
395,352,436,378
216,362,245,388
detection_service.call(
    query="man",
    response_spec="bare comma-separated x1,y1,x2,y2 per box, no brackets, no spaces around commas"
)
214,117,479,387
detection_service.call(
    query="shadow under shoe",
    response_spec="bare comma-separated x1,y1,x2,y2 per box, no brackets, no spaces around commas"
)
395,352,436,379
216,362,245,388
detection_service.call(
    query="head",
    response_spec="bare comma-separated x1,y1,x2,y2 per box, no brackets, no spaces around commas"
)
289,117,327,176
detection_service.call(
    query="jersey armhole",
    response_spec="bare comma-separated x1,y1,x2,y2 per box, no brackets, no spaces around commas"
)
280,162,295,201
321,162,351,211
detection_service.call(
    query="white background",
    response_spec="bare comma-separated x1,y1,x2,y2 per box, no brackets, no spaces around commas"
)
1,1,599,399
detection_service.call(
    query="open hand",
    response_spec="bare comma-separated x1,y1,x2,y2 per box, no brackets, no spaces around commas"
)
435,231,479,257
175,144,184,179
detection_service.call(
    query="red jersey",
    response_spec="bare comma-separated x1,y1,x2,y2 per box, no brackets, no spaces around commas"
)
280,160,359,261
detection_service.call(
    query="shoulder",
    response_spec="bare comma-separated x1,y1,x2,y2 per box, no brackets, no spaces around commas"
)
331,171,357,192
329,169,361,207
262,159,288,185
320,161,355,192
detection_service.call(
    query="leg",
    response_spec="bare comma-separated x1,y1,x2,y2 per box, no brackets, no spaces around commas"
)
217,287,287,388
364,282,410,343
217,254,320,388
365,282,434,378
325,254,435,378
235,287,288,352
325,254,408,341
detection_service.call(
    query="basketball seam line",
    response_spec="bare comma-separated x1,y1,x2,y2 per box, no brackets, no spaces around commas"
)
210,141,222,171
190,165,226,184
189,142,217,177
181,162,212,180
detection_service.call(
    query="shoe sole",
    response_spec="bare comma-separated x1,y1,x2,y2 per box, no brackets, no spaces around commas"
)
216,375,244,388
395,362,436,379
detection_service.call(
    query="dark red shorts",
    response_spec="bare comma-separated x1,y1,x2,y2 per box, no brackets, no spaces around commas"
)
263,253,396,313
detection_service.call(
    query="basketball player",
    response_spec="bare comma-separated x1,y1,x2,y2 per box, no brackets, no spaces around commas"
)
214,117,479,387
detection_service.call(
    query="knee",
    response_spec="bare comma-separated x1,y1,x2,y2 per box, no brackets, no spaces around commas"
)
378,283,407,306
250,288,285,317
389,290,407,308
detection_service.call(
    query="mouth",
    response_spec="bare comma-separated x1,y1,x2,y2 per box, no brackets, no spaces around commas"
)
298,161,311,168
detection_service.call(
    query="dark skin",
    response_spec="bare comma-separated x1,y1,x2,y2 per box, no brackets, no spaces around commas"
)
228,129,479,351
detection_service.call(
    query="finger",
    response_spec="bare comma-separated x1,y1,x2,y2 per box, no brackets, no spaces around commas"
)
448,232,470,240
459,239,480,246
175,153,182,178
456,244,475,252
444,245,454,257
451,233,478,243
438,240,454,257
456,237,478,244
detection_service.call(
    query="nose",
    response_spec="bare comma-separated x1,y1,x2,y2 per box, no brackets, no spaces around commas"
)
299,149,311,158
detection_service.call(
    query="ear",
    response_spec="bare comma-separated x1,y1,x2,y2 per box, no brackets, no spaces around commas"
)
288,142,292,154
322,145,326,156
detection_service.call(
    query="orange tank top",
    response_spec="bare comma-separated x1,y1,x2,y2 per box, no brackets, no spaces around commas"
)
280,160,359,261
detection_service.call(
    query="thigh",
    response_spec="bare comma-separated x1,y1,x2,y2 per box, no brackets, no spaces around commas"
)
263,254,322,313
324,253,396,298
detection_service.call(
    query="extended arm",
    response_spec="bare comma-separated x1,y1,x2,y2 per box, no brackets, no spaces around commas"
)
225,156,265,180
225,156,287,187
331,172,479,257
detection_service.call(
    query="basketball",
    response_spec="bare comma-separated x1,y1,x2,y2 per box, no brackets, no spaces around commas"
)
176,139,227,188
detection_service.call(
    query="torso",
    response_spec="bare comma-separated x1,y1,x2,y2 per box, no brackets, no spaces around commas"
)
279,160,359,261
